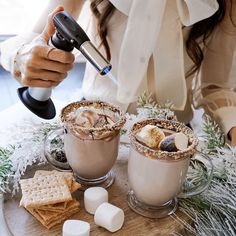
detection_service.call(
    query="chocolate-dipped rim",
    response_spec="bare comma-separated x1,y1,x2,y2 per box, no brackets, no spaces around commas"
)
130,119,198,160
61,101,126,140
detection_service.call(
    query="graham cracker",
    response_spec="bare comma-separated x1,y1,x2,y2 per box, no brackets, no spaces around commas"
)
27,202,79,229
45,207,79,229
35,199,80,222
20,170,81,229
36,201,68,212
71,181,81,193
20,196,68,210
34,170,73,191
33,181,80,212
34,170,81,193
20,174,72,208
35,208,60,222
36,198,79,212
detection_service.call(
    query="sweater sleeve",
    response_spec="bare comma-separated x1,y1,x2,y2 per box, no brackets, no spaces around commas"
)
193,2,236,136
0,32,39,74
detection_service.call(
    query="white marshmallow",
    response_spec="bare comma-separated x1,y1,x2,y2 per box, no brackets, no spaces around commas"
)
94,202,124,232
63,220,90,236
84,187,108,214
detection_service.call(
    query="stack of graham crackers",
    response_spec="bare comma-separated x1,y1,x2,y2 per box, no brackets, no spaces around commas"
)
19,170,81,229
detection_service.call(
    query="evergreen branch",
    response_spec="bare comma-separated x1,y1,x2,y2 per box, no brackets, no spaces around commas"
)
137,91,173,110
0,121,60,193
202,114,225,151
0,146,14,192
137,91,175,120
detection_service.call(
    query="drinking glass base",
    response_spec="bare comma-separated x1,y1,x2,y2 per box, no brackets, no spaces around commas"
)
127,190,178,218
75,171,115,190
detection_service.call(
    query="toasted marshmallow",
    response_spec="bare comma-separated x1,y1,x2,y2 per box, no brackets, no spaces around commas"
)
76,109,99,127
135,125,165,148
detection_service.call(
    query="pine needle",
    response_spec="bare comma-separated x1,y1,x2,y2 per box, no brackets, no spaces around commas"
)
0,146,14,192
202,114,225,151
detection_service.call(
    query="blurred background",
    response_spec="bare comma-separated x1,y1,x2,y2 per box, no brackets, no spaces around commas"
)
0,0,47,35
0,0,85,111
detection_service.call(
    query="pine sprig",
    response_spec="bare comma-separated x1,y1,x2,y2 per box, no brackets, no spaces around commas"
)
121,92,176,136
137,91,175,120
178,179,236,236
32,122,60,142
137,91,173,110
178,198,236,236
202,114,225,151
176,116,236,236
0,121,60,193
0,146,14,192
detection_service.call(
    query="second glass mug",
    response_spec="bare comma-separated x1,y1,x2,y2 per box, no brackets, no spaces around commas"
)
44,101,126,189
127,119,213,218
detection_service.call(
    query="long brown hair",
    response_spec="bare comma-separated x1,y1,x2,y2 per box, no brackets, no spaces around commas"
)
90,0,115,61
90,0,234,76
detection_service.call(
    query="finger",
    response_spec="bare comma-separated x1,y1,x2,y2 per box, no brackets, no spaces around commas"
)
24,69,67,82
28,57,73,73
21,78,55,88
42,60,73,73
41,6,64,43
47,48,75,63
31,46,74,64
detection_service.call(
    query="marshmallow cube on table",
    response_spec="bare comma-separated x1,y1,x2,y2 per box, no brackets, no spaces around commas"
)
94,202,125,233
63,220,90,236
84,187,108,214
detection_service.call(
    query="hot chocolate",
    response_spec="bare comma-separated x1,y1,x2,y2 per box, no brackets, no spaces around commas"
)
60,101,126,187
128,119,199,218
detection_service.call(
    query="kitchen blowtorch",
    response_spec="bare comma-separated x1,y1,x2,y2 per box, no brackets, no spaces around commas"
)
17,11,112,119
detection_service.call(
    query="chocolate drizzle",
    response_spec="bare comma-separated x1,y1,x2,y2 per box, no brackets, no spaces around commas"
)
61,101,126,141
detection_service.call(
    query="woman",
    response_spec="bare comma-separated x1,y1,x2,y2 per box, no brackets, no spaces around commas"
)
0,0,236,145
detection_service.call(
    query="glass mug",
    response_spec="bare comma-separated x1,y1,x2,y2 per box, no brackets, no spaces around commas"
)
127,119,213,218
44,101,126,189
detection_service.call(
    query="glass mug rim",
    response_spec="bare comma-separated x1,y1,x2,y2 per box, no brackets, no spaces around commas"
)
60,100,126,135
129,118,199,161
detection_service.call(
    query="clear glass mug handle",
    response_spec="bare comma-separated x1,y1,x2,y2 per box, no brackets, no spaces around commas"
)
178,150,213,198
44,127,72,172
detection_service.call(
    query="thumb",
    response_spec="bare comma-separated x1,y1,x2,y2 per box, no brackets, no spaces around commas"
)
41,6,64,43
